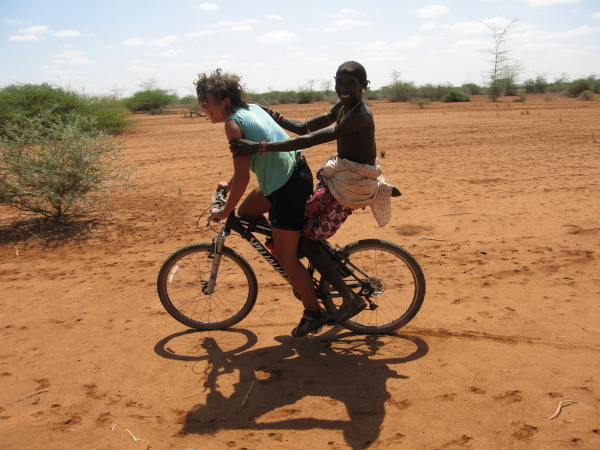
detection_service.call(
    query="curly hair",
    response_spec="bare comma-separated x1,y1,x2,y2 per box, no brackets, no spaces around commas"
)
194,69,248,114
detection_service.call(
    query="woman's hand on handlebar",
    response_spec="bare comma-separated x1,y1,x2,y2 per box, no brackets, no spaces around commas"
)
229,139,259,157
216,181,230,196
211,207,228,222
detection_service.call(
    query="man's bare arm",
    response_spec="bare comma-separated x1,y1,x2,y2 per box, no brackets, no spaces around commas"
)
230,111,368,156
251,101,343,136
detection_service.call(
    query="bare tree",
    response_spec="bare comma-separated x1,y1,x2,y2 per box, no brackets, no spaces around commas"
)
476,18,519,101
320,79,332,92
136,78,161,91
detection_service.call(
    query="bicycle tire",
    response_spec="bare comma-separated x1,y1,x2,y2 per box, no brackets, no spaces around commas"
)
321,239,425,334
157,243,258,330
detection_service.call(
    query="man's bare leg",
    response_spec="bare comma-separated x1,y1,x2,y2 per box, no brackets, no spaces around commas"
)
301,237,366,322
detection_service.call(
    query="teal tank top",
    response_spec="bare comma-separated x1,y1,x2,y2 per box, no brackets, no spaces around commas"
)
227,103,301,196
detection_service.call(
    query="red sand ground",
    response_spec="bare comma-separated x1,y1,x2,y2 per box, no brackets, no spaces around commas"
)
1,94,599,450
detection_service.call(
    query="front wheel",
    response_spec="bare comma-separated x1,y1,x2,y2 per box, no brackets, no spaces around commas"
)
321,239,425,334
157,243,258,330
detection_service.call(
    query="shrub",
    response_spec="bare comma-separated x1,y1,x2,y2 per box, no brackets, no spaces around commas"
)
122,89,177,112
441,90,470,102
0,83,131,137
566,79,591,98
461,83,482,95
419,83,452,101
382,81,419,102
410,98,429,109
246,90,299,106
0,111,135,219
523,75,548,94
578,90,595,101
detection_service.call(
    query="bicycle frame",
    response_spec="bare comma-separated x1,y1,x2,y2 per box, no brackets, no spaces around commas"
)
203,212,291,295
205,210,375,302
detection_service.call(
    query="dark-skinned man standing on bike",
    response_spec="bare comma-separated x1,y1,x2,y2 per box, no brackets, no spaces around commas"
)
230,61,397,331
196,69,334,338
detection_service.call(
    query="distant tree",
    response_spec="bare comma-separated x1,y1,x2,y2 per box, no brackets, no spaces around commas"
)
476,18,519,101
321,79,333,93
122,89,177,113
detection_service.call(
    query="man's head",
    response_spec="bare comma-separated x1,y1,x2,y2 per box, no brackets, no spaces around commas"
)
195,69,248,122
336,61,369,87
335,61,369,105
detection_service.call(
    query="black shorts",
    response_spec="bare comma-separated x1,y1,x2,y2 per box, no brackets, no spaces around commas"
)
266,156,313,231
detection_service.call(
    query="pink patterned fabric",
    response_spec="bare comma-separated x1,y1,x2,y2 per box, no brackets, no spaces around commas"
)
303,168,353,241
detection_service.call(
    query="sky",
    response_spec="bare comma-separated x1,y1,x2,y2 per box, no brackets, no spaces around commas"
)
1,0,599,97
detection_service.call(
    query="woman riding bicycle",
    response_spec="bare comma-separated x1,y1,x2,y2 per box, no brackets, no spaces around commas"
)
195,69,333,337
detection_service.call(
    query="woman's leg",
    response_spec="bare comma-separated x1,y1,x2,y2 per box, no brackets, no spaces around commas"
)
238,187,320,311
271,228,320,312
237,187,270,223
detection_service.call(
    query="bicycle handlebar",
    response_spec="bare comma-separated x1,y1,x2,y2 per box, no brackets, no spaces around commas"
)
207,189,228,226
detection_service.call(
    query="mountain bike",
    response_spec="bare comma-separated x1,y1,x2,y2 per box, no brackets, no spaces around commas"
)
157,190,425,334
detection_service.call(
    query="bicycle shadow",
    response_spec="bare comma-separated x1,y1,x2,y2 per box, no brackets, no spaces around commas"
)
154,327,429,450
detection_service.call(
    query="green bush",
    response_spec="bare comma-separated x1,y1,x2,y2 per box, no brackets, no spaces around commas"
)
523,75,548,94
567,79,590,97
461,83,482,95
0,111,135,219
578,90,595,101
411,98,430,109
122,89,177,112
382,81,419,102
247,90,299,106
441,90,470,102
419,83,453,101
0,83,131,137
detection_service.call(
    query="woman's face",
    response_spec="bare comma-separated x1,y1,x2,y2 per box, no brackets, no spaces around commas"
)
202,92,229,123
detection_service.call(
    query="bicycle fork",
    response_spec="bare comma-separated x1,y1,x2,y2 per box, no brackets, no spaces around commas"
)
203,231,228,295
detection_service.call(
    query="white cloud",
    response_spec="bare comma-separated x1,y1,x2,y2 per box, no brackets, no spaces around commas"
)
517,0,579,5
192,2,218,11
158,49,185,57
591,12,600,20
215,20,256,32
150,35,180,47
331,9,360,17
5,19,29,26
9,24,51,41
123,37,144,46
513,25,600,40
256,30,299,44
68,58,95,65
420,21,437,31
186,30,214,38
19,25,50,34
9,34,41,41
439,20,487,35
415,5,450,18
231,24,253,32
55,30,81,37
309,18,369,33
56,50,83,58
267,14,282,20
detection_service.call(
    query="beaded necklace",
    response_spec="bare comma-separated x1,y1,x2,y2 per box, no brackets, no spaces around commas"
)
336,99,364,124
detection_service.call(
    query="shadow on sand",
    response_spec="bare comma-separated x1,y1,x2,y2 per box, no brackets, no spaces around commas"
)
155,327,429,449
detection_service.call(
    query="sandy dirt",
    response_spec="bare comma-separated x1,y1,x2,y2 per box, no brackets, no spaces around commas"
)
1,94,599,450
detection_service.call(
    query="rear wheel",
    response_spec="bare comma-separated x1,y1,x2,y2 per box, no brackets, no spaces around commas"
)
321,239,425,334
157,243,258,330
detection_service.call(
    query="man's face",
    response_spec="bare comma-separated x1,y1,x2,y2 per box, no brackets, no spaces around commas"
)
335,73,363,105
202,92,229,123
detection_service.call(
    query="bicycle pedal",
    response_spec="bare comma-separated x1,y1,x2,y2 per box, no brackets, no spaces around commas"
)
310,326,323,335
